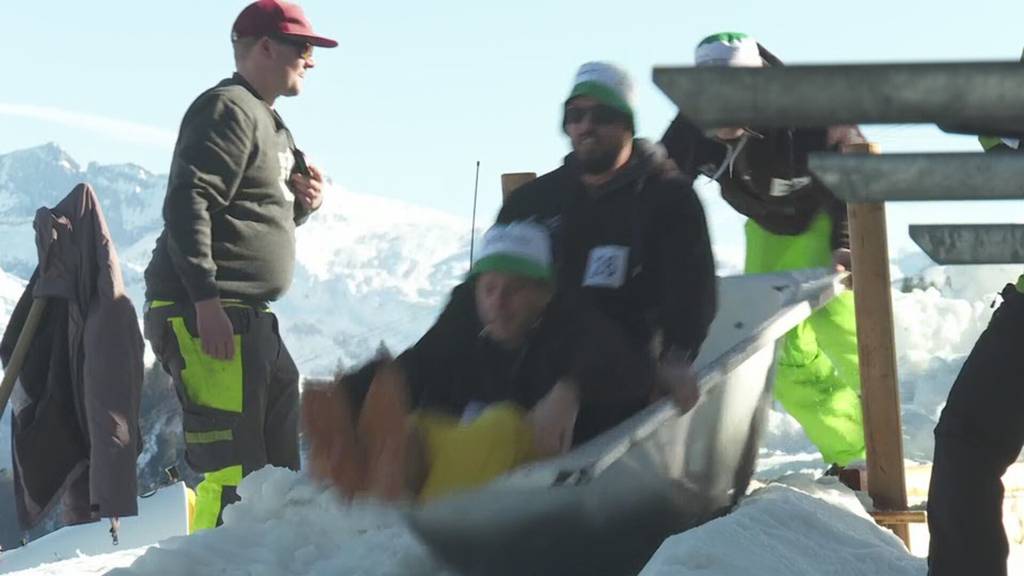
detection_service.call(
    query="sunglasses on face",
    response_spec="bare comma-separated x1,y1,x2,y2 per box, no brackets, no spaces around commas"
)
563,104,626,127
273,36,314,61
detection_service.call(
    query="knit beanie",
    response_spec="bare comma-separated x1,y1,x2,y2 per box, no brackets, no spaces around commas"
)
695,32,763,68
565,61,636,131
470,221,554,284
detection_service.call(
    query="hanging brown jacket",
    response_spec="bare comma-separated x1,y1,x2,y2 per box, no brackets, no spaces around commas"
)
0,183,143,529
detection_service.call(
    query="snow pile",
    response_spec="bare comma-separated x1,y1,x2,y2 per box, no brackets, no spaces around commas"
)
640,475,925,575
11,471,930,576
893,286,997,462
9,468,450,576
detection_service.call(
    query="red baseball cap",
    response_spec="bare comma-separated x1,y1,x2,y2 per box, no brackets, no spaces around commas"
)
232,0,338,48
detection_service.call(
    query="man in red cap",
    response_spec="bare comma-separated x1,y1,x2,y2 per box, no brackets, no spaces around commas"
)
142,0,336,531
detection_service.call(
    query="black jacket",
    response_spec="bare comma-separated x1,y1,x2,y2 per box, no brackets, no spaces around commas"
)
496,139,716,360
662,114,864,251
393,291,655,444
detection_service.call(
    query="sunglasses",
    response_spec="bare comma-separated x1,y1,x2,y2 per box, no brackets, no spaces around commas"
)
273,36,314,61
563,104,627,127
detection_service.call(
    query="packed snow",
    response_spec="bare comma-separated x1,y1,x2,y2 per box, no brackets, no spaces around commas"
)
0,469,935,576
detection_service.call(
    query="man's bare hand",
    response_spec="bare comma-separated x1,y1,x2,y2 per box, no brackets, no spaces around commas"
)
527,380,580,458
195,298,234,360
656,359,700,415
833,248,852,273
290,163,325,211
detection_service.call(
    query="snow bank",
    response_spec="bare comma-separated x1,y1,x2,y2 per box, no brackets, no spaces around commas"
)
641,475,925,576
14,471,930,576
101,468,449,576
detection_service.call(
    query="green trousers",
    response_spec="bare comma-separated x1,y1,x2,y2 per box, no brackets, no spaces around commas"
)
745,214,866,466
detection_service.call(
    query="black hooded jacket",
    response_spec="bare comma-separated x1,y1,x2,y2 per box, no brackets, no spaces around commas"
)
661,43,864,251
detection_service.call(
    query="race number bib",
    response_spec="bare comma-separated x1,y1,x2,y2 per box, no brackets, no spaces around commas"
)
582,245,630,289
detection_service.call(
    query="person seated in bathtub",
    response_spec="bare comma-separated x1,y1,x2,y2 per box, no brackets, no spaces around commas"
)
302,221,700,501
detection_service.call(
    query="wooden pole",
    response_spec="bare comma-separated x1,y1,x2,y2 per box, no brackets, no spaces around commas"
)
500,172,537,202
870,510,927,525
0,298,48,417
846,142,911,547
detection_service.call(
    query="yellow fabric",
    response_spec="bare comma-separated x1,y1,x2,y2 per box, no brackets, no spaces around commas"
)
184,429,234,444
169,317,243,413
192,465,242,532
1016,274,1024,294
186,486,197,534
743,212,834,274
743,212,865,466
413,403,536,502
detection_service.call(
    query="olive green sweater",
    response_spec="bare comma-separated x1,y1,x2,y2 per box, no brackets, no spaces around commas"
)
145,74,313,303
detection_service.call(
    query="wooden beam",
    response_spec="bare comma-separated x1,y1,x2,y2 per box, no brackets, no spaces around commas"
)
501,173,537,202
807,153,1024,202
846,142,911,547
0,298,48,418
909,224,1024,265
870,510,927,525
652,62,1024,131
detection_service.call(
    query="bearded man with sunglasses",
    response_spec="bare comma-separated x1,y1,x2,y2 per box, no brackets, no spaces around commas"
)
492,61,717,414
142,0,335,530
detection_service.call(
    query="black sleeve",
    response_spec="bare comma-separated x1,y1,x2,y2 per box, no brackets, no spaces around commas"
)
823,125,865,251
827,199,850,251
651,178,717,362
346,280,482,415
661,114,711,187
293,198,314,225
564,301,655,407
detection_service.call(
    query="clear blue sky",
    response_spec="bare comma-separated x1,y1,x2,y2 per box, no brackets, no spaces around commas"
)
1,0,1021,229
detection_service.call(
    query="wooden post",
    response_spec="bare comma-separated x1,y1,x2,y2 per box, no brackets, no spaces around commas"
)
500,172,537,202
846,142,911,547
0,298,48,417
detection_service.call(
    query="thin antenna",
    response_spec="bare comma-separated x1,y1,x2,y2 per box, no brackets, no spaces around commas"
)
469,161,481,269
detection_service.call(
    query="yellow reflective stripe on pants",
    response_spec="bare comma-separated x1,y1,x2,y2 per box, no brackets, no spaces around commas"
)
185,430,234,444
192,465,242,532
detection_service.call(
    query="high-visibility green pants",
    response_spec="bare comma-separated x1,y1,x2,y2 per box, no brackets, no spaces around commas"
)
745,214,866,466
144,301,300,531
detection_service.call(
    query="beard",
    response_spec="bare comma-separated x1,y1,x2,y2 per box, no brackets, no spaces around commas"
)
576,141,624,175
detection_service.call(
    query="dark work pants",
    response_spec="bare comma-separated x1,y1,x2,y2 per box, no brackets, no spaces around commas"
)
928,285,1024,576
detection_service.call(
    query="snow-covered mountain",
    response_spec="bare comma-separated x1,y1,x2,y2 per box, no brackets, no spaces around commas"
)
0,143,474,375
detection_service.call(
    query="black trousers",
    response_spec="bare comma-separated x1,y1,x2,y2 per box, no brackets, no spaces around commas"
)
928,284,1024,576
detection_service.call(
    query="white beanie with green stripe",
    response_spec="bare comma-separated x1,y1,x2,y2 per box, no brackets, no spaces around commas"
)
470,221,554,283
566,61,636,130
695,32,763,68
